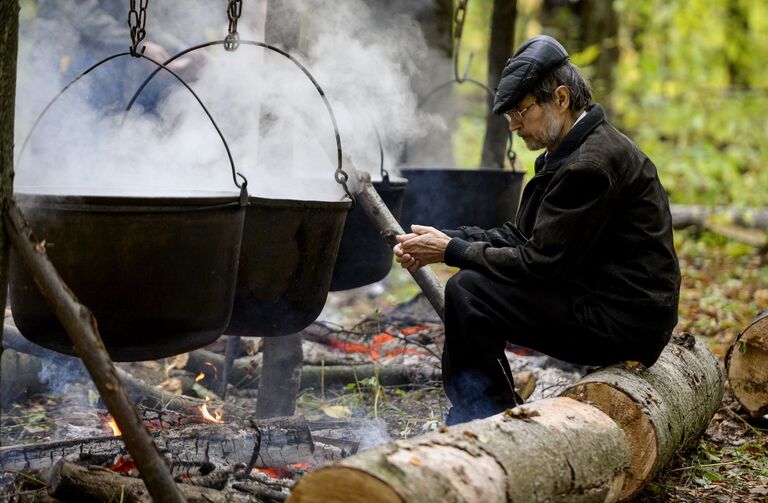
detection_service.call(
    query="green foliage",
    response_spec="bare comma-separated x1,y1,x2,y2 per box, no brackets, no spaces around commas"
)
453,0,768,206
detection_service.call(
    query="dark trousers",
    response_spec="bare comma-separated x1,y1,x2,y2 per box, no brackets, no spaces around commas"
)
442,269,670,424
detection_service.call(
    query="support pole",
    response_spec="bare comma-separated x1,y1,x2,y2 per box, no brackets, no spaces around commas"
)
349,167,445,322
3,201,185,503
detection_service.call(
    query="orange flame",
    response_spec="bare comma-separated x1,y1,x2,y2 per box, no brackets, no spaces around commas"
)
110,456,137,474
200,396,223,423
105,417,121,436
195,372,205,382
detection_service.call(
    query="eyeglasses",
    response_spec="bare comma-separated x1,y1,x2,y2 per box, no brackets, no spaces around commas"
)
503,101,537,123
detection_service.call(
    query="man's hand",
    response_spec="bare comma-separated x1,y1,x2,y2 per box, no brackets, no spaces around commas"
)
393,225,451,272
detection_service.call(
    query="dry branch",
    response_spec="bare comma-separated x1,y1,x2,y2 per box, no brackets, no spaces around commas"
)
670,204,768,229
3,200,184,503
289,397,629,503
562,333,724,500
726,312,768,418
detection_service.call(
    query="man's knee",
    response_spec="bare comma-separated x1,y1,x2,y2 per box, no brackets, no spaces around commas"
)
446,269,488,301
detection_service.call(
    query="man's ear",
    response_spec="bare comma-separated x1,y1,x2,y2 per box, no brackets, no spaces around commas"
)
554,85,570,111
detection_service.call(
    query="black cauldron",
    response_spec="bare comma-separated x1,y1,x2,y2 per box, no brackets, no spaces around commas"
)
9,190,246,361
225,196,350,337
398,168,524,231
329,177,407,291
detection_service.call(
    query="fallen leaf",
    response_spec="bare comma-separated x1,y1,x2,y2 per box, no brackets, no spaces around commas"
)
322,405,352,418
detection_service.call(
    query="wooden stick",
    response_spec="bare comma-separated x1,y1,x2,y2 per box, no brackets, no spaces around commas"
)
3,200,185,503
347,166,445,322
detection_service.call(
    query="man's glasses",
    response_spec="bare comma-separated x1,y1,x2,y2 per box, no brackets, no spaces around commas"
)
503,101,537,123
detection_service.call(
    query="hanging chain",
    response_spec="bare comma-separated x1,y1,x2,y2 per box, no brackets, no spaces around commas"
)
454,0,468,40
225,0,243,51
128,0,149,57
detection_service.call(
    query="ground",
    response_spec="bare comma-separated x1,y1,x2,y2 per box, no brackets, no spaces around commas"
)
1,227,767,501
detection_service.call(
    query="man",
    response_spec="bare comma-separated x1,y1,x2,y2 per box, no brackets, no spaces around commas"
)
394,35,681,425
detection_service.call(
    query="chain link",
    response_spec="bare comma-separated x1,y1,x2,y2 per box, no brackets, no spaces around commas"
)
454,0,468,39
128,0,149,57
225,0,243,51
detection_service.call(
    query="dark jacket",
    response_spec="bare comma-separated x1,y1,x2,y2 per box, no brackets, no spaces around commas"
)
444,104,681,332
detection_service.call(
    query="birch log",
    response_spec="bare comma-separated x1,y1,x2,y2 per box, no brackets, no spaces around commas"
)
289,397,629,503
726,312,768,418
562,333,724,500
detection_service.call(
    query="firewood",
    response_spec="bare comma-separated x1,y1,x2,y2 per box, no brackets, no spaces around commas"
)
256,334,304,418
289,397,629,503
562,332,724,500
670,204,768,229
1,417,314,473
726,312,768,418
48,459,235,503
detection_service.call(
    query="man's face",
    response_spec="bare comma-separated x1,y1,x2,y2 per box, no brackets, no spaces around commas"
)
506,94,564,152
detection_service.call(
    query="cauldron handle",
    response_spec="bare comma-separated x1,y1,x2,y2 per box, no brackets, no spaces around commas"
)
16,52,249,201
404,78,518,171
125,40,354,204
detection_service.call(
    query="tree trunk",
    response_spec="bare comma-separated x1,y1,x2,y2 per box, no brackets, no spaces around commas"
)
562,333,724,500
0,0,20,353
726,312,768,418
481,0,516,170
289,397,629,503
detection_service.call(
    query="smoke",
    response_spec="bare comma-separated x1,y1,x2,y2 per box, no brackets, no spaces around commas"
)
15,0,445,200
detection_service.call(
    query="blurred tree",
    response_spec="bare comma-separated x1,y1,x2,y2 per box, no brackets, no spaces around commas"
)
480,0,517,169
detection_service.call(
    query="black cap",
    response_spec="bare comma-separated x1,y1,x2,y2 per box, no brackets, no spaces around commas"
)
492,35,569,114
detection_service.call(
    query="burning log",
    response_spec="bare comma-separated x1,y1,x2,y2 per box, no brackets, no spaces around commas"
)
562,332,724,500
256,333,304,419
289,397,629,503
726,312,768,418
48,460,233,503
1,417,315,473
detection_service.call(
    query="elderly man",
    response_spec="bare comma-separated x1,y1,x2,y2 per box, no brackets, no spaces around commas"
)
394,35,681,425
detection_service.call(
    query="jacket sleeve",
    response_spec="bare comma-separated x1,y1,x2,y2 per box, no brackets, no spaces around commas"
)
443,162,615,281
442,223,526,246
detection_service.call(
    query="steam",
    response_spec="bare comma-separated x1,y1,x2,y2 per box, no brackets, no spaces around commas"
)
15,0,446,200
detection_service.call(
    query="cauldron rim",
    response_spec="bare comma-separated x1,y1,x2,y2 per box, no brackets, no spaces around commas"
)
14,190,243,210
397,166,523,174
248,195,351,211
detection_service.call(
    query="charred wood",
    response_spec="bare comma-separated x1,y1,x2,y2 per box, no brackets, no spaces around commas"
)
1,417,315,473
256,334,304,419
726,312,768,418
48,459,236,503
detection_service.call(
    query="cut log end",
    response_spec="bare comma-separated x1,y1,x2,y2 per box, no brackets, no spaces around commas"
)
290,467,403,503
564,382,657,499
727,314,768,418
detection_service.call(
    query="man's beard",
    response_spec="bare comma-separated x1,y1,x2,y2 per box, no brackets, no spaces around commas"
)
519,106,563,151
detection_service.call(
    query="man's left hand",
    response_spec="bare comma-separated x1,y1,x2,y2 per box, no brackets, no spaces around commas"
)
393,225,451,272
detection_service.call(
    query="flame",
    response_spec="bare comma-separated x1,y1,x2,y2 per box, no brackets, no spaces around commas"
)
105,417,121,436
203,361,218,381
195,372,205,382
373,333,395,345
200,396,223,423
328,329,432,362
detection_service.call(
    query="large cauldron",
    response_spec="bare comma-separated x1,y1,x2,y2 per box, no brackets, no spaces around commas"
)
9,191,246,361
329,177,407,291
398,168,524,231
225,196,350,337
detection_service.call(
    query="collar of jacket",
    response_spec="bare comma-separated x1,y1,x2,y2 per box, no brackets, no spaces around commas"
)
533,103,606,174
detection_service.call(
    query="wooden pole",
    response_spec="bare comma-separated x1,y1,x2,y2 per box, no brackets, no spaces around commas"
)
348,166,445,322
3,201,185,503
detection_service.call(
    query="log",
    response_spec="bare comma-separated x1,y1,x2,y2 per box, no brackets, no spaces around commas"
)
726,312,768,418
48,460,235,503
256,333,304,418
562,333,724,500
1,416,315,473
670,204,768,229
289,397,629,503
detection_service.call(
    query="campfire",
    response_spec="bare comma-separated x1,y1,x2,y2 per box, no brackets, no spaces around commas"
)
1,292,600,502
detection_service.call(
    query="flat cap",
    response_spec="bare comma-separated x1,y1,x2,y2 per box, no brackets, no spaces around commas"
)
492,35,569,114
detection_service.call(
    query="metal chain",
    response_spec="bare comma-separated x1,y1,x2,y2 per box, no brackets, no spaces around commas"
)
225,0,243,51
128,0,149,57
454,0,468,40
